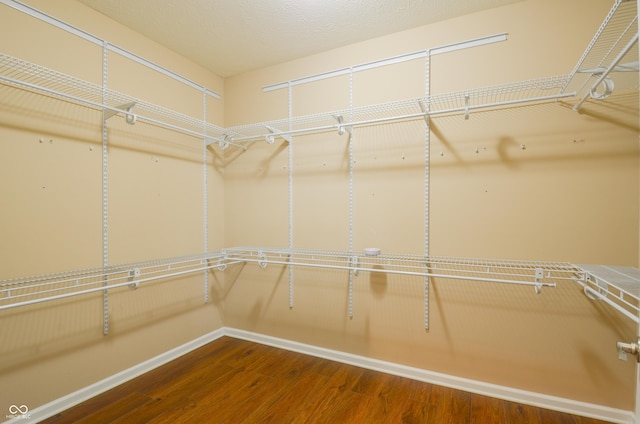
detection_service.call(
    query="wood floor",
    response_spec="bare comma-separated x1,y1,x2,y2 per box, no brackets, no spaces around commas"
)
42,336,613,424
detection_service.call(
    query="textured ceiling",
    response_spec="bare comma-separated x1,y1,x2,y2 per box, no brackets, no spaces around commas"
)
77,0,522,77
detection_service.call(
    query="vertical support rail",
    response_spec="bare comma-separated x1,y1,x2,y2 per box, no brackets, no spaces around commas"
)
348,67,355,319
101,42,110,335
424,50,431,331
202,89,209,304
288,82,294,309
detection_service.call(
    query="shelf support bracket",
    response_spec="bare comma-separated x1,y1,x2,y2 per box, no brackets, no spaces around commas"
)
573,32,639,112
258,251,268,269
418,100,430,124
349,255,359,276
265,125,292,144
104,101,137,124
333,115,352,136
464,95,470,120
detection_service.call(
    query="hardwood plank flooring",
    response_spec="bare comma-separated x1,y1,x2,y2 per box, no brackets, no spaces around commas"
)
41,336,614,423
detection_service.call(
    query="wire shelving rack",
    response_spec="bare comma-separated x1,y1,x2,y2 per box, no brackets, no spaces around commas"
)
0,0,638,330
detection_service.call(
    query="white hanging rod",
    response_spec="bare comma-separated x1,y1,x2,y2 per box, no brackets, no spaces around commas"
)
231,257,555,292
228,111,429,143
573,32,639,111
263,33,508,92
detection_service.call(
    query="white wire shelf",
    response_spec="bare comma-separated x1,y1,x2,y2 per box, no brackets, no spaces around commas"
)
0,247,571,313
2,248,638,331
0,252,231,311
0,52,227,144
224,75,576,149
574,264,640,323
563,0,638,111
222,246,579,292
0,49,574,153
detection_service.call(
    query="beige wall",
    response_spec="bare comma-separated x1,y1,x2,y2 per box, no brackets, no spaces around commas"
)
0,0,638,417
223,0,639,411
0,0,225,412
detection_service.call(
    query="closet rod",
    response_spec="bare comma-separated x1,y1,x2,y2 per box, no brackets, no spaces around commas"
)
230,256,556,292
229,111,428,143
227,91,576,144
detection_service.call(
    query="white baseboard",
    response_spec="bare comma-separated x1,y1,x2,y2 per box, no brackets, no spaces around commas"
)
17,327,633,424
15,328,225,424
224,327,634,424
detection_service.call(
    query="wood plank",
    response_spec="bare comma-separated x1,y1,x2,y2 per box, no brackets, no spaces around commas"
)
243,371,330,423
470,393,507,424
72,391,152,424
539,407,580,424
427,384,472,424
505,400,543,424
40,337,616,424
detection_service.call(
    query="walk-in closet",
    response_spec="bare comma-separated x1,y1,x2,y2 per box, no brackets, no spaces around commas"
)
1,0,639,422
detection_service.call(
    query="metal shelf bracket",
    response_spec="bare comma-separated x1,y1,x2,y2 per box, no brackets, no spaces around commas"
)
265,125,292,144
104,101,137,124
333,115,352,136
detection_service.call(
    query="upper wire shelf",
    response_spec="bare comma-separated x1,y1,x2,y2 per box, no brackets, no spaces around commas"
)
0,53,227,143
562,0,638,111
0,51,575,155
224,75,575,150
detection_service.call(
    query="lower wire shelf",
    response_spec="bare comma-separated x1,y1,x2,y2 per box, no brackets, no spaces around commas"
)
222,246,572,291
0,252,230,311
1,247,638,327
574,264,640,323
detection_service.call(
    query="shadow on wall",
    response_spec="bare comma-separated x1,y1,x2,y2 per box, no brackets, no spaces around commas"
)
369,265,387,298
497,136,520,169
0,274,217,375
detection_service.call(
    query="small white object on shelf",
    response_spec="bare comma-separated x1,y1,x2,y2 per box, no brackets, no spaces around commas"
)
364,248,381,256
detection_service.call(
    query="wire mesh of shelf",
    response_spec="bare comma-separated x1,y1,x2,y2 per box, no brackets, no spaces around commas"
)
0,52,227,143
0,53,104,106
574,264,640,323
2,247,638,324
224,75,574,148
223,247,581,290
563,0,638,99
428,75,572,116
0,252,228,311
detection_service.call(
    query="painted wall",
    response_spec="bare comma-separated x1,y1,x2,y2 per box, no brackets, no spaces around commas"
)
223,0,639,411
0,0,638,418
0,0,225,413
